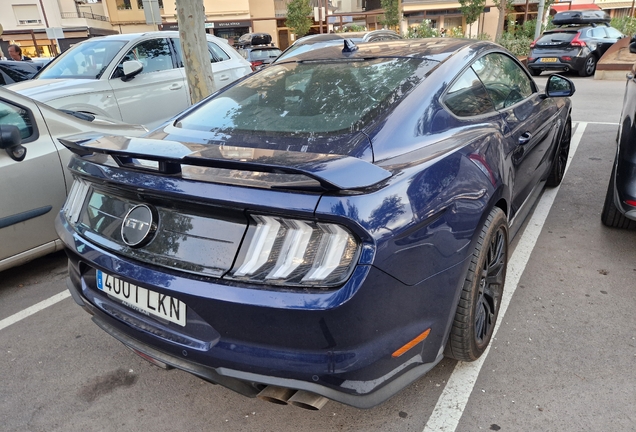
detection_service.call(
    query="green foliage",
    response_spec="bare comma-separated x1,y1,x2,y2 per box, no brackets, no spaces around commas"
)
496,32,533,57
496,16,556,57
611,16,636,36
447,26,465,38
286,0,313,38
340,24,367,32
406,20,440,38
459,0,486,29
476,33,492,40
380,0,400,29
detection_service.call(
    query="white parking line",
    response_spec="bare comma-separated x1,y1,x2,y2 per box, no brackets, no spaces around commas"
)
0,291,71,332
423,122,588,432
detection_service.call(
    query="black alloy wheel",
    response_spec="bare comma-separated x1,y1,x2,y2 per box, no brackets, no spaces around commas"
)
579,55,597,77
445,207,508,362
546,116,572,187
601,160,636,229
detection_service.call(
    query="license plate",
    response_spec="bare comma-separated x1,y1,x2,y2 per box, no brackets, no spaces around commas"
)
96,270,187,327
540,58,558,63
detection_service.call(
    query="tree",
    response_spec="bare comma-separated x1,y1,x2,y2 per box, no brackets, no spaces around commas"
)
380,0,400,30
495,0,514,39
286,0,313,39
459,0,486,36
176,0,214,104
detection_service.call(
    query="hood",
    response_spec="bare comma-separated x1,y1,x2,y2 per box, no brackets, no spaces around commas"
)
6,78,102,102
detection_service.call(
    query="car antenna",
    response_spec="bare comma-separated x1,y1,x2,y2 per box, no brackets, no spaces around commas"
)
342,39,358,53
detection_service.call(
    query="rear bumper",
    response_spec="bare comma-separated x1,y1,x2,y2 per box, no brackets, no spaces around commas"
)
527,56,586,72
58,214,464,408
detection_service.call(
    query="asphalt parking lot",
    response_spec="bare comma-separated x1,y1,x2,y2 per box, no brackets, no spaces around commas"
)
1,75,635,432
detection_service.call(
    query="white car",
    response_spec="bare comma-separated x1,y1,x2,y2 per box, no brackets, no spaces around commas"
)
0,87,147,272
7,32,252,129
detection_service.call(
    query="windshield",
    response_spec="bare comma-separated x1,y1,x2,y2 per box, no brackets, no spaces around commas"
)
38,39,127,80
176,58,435,136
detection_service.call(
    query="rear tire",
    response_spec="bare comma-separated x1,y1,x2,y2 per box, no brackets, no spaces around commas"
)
601,162,636,229
579,55,597,77
445,207,508,362
546,117,571,187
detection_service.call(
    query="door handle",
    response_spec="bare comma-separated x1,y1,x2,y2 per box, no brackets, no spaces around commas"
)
518,132,532,145
218,74,230,81
169,83,183,90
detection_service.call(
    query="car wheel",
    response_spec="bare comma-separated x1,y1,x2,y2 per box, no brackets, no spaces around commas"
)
445,207,508,362
579,55,597,77
601,161,636,229
546,116,571,187
529,68,542,77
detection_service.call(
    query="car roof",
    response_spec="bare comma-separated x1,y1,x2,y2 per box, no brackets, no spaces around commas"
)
76,31,221,43
276,38,478,63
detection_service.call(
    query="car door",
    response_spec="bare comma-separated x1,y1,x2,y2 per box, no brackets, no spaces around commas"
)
207,41,248,91
472,53,559,215
108,37,189,128
0,96,67,264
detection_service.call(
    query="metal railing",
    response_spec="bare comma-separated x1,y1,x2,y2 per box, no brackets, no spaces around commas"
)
60,11,109,22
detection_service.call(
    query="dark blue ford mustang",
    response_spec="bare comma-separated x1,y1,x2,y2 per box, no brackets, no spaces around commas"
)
56,39,574,409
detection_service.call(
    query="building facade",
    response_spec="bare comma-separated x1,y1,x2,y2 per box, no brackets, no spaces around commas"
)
0,0,117,58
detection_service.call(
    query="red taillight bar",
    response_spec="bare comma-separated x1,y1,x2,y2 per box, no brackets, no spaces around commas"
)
570,33,586,47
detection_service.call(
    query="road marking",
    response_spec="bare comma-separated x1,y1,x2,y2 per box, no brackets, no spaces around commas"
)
0,291,71,332
423,122,588,432
582,121,618,125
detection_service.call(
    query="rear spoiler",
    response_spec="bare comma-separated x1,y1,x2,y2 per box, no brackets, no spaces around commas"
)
58,133,392,191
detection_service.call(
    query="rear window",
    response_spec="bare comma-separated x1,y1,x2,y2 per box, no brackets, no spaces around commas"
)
176,58,435,135
249,48,282,61
537,32,576,45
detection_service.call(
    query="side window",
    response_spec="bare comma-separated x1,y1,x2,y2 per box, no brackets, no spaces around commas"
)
605,27,624,39
208,42,231,62
590,28,605,38
115,38,173,77
472,53,533,110
0,100,34,141
444,67,495,117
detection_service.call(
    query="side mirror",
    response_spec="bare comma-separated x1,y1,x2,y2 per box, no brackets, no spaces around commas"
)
545,74,576,98
121,60,143,81
0,125,27,162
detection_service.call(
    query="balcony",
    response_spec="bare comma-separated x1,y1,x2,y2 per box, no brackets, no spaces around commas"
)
61,11,109,22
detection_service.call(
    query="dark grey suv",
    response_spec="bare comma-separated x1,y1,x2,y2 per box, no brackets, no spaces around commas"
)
601,37,636,229
527,10,624,77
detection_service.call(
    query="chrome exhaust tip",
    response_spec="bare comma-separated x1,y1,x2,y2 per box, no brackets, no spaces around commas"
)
288,390,329,410
256,386,297,405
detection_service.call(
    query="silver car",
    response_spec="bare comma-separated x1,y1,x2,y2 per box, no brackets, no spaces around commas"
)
0,88,147,272
7,32,252,129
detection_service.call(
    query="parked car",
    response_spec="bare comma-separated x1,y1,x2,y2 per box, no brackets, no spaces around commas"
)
7,32,252,129
55,39,574,409
0,60,41,85
601,36,636,229
275,29,402,63
527,10,625,77
0,87,147,272
234,32,282,70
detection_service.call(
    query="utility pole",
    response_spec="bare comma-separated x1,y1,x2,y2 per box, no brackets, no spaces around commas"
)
535,0,545,40
175,0,215,105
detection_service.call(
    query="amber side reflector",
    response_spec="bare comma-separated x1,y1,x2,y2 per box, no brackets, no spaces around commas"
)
392,328,431,358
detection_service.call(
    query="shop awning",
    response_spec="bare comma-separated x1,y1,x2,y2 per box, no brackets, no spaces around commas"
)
551,3,601,12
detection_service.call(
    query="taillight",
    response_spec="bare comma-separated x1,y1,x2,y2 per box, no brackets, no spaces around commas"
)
561,56,572,61
530,38,538,49
570,33,586,47
250,60,264,71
